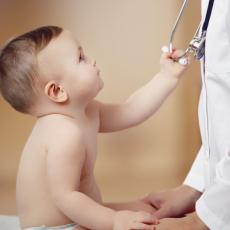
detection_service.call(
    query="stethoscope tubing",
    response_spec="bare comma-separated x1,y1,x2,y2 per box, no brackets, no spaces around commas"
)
169,0,189,53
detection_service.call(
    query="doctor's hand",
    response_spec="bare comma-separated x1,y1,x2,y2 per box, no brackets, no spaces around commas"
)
154,212,209,230
140,185,201,219
160,47,193,80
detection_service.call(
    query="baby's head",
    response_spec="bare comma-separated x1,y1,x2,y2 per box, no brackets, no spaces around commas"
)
0,26,103,116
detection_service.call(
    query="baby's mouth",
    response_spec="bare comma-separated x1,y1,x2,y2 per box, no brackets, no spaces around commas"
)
96,68,100,75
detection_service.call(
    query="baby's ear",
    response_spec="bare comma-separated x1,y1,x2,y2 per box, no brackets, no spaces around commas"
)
44,81,68,103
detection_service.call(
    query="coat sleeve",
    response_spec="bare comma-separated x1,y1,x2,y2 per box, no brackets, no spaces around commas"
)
183,145,205,193
195,151,230,230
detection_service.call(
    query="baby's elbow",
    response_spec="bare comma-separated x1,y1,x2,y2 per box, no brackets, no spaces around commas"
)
51,190,73,209
51,190,83,210
128,114,149,128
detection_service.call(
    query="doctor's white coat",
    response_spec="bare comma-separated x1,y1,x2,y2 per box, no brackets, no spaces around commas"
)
184,0,230,229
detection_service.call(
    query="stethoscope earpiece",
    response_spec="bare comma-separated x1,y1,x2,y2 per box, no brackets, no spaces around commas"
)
161,46,169,53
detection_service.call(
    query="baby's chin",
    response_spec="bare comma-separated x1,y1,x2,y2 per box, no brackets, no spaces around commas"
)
98,77,104,90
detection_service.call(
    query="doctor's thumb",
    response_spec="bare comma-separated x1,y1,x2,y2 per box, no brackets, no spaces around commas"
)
153,206,172,219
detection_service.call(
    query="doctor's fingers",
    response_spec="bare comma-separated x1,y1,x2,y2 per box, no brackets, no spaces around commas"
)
153,205,174,219
141,193,163,209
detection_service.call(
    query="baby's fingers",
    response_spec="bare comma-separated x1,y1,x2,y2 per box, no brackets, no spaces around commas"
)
171,49,186,59
135,212,159,224
172,49,194,65
131,222,156,230
161,46,186,60
161,46,172,59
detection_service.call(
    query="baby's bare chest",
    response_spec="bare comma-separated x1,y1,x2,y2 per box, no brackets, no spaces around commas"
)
80,118,99,175
78,120,102,201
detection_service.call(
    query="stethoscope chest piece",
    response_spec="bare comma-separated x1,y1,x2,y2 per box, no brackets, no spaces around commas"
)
187,30,206,60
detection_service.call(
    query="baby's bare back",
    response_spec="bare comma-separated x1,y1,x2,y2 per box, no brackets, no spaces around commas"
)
17,114,101,228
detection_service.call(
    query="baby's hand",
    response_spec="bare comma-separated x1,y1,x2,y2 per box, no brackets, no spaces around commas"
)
113,210,159,230
159,46,193,80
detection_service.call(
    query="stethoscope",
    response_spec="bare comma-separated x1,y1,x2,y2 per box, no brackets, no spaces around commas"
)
163,0,214,65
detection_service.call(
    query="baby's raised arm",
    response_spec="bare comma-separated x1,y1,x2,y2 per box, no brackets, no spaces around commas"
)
96,49,192,133
47,123,157,230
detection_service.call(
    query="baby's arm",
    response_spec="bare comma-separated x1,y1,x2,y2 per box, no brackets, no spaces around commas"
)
104,200,157,214
97,50,192,133
47,125,157,230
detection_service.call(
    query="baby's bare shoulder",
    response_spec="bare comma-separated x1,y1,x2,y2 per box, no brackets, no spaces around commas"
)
36,115,83,146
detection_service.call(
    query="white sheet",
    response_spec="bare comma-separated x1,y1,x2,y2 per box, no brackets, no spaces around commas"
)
0,215,20,230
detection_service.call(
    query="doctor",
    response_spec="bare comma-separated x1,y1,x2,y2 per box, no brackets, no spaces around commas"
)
142,0,230,229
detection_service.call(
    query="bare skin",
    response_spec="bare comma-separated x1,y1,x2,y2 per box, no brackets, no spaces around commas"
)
17,112,156,229
142,185,209,229
16,29,191,229
155,212,209,230
141,185,202,218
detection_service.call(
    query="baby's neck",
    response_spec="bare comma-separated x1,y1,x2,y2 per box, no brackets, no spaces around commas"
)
37,110,87,121
32,101,91,121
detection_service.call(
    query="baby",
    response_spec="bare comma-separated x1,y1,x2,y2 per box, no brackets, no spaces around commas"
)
0,26,191,230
